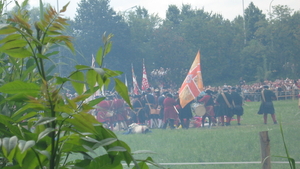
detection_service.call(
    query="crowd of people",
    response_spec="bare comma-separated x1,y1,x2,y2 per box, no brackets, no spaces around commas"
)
82,78,300,131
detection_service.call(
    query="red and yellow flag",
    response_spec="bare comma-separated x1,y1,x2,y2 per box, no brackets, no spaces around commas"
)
179,51,204,108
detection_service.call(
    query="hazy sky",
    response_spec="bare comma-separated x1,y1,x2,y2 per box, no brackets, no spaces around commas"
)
9,0,300,20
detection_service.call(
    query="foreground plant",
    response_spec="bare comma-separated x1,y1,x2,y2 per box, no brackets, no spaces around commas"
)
273,115,296,169
0,1,159,168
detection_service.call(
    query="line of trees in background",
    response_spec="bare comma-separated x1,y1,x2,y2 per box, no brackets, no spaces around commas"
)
8,0,300,90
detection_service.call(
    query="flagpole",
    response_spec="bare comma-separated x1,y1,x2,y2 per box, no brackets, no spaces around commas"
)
131,63,140,95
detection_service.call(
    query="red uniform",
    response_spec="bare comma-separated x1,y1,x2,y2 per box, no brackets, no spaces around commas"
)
96,100,111,123
163,97,178,121
113,98,126,121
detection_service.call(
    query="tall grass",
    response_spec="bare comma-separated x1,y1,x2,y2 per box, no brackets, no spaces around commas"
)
79,100,300,169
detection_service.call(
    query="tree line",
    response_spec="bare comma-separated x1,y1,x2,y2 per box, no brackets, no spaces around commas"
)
10,0,300,89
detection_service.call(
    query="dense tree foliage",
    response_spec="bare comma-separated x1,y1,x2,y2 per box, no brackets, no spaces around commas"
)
14,1,299,88
72,0,131,72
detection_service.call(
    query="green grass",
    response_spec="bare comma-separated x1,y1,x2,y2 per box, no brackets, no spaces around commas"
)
77,100,300,169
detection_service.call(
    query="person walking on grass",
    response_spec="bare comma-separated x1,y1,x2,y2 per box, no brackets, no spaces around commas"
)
175,92,193,129
163,93,178,129
198,89,216,128
230,87,244,125
216,88,234,126
257,85,277,124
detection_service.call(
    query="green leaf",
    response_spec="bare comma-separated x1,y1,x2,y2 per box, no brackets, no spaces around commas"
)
82,145,96,155
86,69,97,92
4,48,33,58
15,112,38,123
15,141,27,167
96,46,103,66
6,93,36,102
107,146,127,152
21,150,41,168
75,65,90,70
0,33,22,44
133,161,149,169
81,154,121,169
0,39,28,50
114,78,132,107
0,80,40,95
88,97,105,108
55,76,69,84
2,137,9,157
93,68,105,77
67,113,98,134
37,128,55,142
45,50,59,57
0,115,23,137
12,103,44,119
37,53,49,59
132,150,156,154
35,149,51,160
34,117,56,126
72,94,92,102
81,137,117,148
70,71,85,95
18,140,35,153
103,68,121,77
104,42,112,55
0,24,17,34
2,136,18,161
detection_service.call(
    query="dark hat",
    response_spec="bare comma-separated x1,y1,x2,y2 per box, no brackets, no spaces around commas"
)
133,95,141,98
166,93,173,98
263,85,269,89
231,87,236,90
223,88,229,91
147,88,151,91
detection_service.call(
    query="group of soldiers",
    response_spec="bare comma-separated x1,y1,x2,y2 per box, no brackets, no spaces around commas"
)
93,84,278,131
93,88,164,131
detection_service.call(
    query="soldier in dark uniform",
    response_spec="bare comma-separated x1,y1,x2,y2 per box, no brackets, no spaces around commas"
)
258,85,277,124
175,93,193,129
216,88,233,126
132,95,145,124
230,87,244,125
143,88,155,124
157,92,166,128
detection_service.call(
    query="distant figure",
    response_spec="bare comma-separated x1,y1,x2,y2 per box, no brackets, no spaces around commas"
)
175,93,193,129
257,85,277,124
198,90,216,127
163,93,178,129
239,77,246,87
230,87,244,125
216,88,233,126
132,95,145,124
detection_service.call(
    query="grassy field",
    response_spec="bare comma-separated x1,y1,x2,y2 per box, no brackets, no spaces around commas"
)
72,100,300,169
